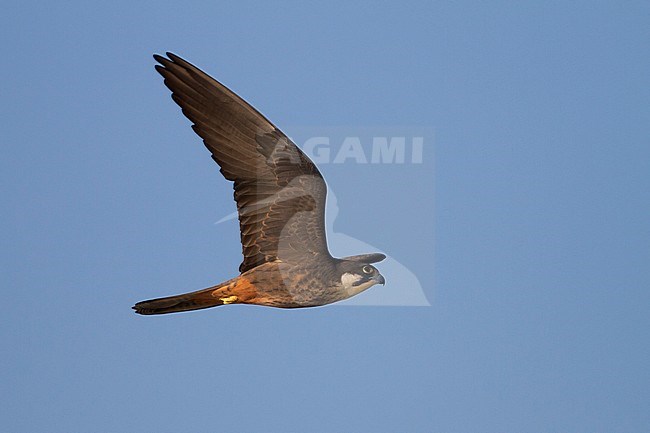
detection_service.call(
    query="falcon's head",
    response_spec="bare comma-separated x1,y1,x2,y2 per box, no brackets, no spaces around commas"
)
337,253,386,297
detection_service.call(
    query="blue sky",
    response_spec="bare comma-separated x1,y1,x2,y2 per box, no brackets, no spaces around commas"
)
1,1,649,432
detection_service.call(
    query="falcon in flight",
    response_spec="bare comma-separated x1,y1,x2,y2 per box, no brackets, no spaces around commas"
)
133,53,386,315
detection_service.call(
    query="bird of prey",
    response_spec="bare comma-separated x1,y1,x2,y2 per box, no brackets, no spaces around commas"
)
132,53,386,315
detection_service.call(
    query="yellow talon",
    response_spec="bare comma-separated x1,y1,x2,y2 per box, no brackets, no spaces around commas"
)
220,295,238,304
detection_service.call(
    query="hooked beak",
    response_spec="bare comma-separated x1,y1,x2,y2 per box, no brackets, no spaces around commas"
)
374,274,386,285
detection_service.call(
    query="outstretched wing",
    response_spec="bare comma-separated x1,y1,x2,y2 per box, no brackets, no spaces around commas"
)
154,53,330,273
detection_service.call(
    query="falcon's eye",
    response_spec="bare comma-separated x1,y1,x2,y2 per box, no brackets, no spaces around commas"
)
362,265,373,274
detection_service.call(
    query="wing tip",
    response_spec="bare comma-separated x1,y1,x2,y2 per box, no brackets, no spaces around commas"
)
342,253,387,263
166,52,182,62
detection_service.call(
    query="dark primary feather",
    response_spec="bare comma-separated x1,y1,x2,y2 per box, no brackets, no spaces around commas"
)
154,53,330,272
342,253,387,263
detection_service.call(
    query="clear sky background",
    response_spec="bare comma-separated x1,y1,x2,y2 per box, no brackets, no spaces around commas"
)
2,1,649,432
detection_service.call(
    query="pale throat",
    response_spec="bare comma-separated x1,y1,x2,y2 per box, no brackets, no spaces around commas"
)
340,272,376,297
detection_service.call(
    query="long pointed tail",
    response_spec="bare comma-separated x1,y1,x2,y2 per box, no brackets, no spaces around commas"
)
132,278,238,315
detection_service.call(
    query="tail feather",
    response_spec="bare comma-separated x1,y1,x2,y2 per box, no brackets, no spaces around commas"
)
133,280,236,315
